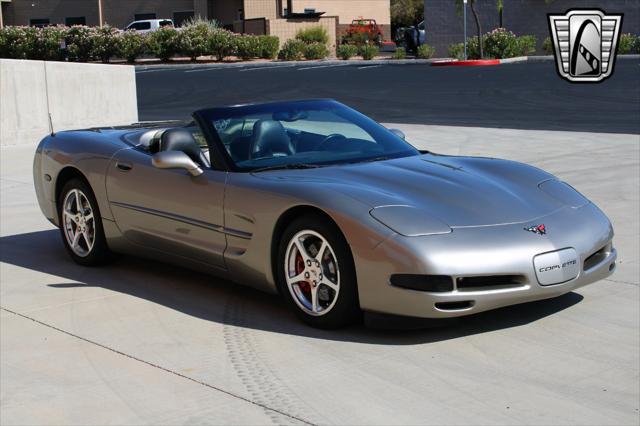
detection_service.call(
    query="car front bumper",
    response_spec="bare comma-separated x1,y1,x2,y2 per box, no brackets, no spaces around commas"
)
355,203,616,319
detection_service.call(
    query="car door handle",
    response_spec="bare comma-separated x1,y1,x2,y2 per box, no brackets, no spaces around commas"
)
116,162,133,172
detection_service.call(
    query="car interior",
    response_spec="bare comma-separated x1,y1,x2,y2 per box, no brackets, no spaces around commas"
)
130,111,387,171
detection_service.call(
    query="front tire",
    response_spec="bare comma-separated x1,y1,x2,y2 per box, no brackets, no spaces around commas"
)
277,214,360,328
58,178,111,266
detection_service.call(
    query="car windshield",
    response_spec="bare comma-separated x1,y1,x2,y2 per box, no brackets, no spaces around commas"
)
196,100,419,172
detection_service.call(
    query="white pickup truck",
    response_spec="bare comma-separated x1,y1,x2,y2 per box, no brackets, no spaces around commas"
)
123,19,174,34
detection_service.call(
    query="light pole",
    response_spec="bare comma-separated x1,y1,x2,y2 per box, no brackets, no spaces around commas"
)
463,0,468,60
98,0,104,26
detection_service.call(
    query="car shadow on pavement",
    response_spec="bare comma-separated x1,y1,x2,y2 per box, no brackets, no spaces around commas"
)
1,230,584,345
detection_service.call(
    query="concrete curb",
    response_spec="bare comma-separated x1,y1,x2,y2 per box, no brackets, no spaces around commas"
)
135,54,639,72
432,59,501,67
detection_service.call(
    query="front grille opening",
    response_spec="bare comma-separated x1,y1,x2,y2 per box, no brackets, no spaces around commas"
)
435,300,474,311
584,244,610,271
456,275,527,291
390,274,454,292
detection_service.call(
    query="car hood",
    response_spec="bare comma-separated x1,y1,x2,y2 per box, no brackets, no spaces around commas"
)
256,154,570,227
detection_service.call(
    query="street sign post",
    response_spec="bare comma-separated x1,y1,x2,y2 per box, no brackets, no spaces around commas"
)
463,0,468,60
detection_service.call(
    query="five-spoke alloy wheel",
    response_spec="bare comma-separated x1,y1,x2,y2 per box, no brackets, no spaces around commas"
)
62,189,96,257
285,230,341,316
278,214,359,328
58,178,111,265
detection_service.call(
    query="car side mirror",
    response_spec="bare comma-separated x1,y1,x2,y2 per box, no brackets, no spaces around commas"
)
152,151,203,177
388,128,406,140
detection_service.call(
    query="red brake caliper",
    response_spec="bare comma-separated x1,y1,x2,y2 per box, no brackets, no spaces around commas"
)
296,253,311,296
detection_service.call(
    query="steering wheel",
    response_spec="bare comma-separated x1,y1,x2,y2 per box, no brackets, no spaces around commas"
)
317,134,347,151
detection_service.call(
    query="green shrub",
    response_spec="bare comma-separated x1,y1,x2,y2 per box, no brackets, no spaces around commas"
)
448,42,464,59
619,33,640,54
92,25,119,63
483,28,519,59
449,29,535,59
482,28,535,58
0,26,27,59
342,32,369,47
466,36,481,59
542,36,553,55
147,26,181,61
179,17,216,60
304,42,329,60
392,46,406,59
36,26,67,60
278,39,306,61
295,26,329,45
257,35,279,59
516,35,536,57
0,26,63,60
118,30,146,63
359,44,378,60
337,44,358,60
19,26,42,59
416,44,435,59
235,35,261,60
66,26,95,61
208,28,236,61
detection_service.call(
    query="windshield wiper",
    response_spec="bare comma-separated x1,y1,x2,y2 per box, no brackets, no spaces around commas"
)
251,163,324,173
349,156,391,164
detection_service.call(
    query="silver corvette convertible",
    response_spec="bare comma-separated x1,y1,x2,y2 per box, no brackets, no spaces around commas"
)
33,99,616,328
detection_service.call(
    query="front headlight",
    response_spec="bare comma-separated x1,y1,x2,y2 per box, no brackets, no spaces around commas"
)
369,205,452,236
538,179,589,208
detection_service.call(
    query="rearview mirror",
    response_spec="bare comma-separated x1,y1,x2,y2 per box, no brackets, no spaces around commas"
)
388,128,406,140
152,151,203,177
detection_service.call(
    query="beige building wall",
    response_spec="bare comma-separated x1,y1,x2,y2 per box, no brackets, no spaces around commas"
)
268,16,337,50
292,0,390,24
243,0,278,20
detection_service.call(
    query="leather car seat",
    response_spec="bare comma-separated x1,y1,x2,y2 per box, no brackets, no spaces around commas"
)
250,120,294,159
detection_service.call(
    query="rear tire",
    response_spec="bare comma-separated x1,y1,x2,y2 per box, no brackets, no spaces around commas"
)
277,213,360,328
58,178,111,266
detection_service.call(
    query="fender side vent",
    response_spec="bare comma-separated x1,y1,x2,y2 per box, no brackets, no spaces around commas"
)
390,274,454,292
456,275,527,291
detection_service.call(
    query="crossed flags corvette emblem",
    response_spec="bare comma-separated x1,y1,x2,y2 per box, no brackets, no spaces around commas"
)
525,224,547,235
548,9,623,83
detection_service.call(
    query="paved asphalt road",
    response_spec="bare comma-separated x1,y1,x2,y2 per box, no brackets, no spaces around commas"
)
2,125,638,425
137,60,640,134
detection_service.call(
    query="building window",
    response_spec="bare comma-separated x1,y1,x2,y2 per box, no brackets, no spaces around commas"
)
30,18,50,27
173,11,194,28
65,17,86,26
134,13,156,21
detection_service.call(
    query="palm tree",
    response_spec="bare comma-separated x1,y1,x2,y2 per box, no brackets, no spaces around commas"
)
455,0,509,58
456,0,484,58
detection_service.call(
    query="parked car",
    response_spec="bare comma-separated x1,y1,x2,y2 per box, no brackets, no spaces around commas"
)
395,20,426,49
123,19,174,34
33,99,617,329
344,19,384,46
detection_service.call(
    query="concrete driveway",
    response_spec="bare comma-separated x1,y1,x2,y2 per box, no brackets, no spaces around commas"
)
1,125,638,425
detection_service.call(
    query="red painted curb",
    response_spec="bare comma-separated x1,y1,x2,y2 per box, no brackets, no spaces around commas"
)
431,59,501,67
